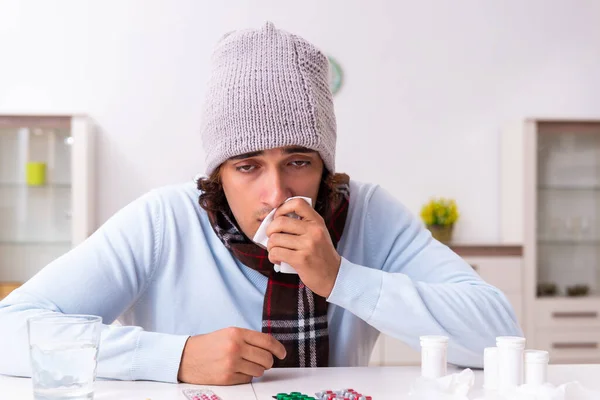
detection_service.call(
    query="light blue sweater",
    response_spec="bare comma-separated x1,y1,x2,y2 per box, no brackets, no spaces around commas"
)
0,180,522,383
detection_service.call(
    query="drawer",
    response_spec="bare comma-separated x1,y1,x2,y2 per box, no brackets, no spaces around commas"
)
536,298,600,328
536,328,600,363
463,256,522,293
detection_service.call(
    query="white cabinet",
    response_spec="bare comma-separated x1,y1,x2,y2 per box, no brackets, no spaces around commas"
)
501,118,600,363
370,247,523,366
0,115,95,297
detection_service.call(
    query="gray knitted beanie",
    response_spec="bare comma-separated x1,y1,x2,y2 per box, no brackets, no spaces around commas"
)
200,21,336,175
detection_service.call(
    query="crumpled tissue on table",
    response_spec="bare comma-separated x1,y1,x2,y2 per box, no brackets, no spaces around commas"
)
252,196,312,274
408,368,475,400
473,381,600,400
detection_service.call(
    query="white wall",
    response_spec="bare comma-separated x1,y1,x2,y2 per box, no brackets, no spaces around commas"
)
1,0,600,242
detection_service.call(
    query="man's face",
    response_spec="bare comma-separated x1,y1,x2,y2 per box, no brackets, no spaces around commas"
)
220,146,324,239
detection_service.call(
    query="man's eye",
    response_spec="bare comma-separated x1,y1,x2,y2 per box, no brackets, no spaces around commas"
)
290,160,310,168
236,165,256,172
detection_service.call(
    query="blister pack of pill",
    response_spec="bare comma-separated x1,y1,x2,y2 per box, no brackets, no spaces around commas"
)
272,388,372,400
315,388,372,400
182,388,222,400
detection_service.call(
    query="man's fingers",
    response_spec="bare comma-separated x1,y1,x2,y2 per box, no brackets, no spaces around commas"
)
228,372,253,385
236,359,267,378
240,345,275,370
266,216,305,237
268,247,298,268
267,233,303,252
243,330,287,360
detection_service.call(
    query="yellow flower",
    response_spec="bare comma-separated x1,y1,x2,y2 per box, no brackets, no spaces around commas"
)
420,197,459,226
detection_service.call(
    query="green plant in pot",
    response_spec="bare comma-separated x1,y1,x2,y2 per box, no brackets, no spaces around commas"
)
420,197,459,244
537,282,558,297
566,284,590,297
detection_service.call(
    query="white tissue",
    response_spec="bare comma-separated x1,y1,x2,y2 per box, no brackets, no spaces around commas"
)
560,381,600,400
474,381,600,400
408,368,475,400
252,196,312,274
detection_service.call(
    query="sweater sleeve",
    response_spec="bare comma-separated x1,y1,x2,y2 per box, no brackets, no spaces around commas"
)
0,190,189,383
326,185,523,368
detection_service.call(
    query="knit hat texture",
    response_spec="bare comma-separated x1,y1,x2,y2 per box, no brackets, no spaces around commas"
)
200,21,336,175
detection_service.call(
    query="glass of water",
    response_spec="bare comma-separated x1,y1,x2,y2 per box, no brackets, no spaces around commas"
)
27,314,102,400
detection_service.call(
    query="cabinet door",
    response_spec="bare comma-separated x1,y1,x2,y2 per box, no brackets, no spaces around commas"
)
0,115,94,285
463,256,522,293
464,256,524,323
534,123,600,298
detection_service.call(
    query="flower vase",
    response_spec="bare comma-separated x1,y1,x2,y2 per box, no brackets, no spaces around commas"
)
427,224,454,244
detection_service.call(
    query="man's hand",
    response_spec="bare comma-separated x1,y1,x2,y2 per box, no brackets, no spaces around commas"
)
177,327,286,385
266,198,342,298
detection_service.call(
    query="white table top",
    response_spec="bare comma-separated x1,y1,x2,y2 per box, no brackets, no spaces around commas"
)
3,365,600,399
0,375,256,400
253,364,600,399
254,366,428,399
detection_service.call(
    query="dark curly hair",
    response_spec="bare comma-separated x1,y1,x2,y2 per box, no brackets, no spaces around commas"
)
197,168,349,218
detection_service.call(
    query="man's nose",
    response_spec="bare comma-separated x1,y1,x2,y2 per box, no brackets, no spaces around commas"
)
262,171,292,209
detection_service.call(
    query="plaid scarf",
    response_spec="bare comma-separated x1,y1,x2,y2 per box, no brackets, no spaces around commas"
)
203,175,350,368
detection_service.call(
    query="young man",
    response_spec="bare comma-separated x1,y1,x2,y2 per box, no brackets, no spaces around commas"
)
0,22,522,385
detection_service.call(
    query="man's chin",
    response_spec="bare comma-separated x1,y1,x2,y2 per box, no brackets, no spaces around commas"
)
243,225,260,241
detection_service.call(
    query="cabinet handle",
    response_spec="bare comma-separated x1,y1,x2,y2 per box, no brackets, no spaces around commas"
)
552,342,598,349
552,311,598,319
